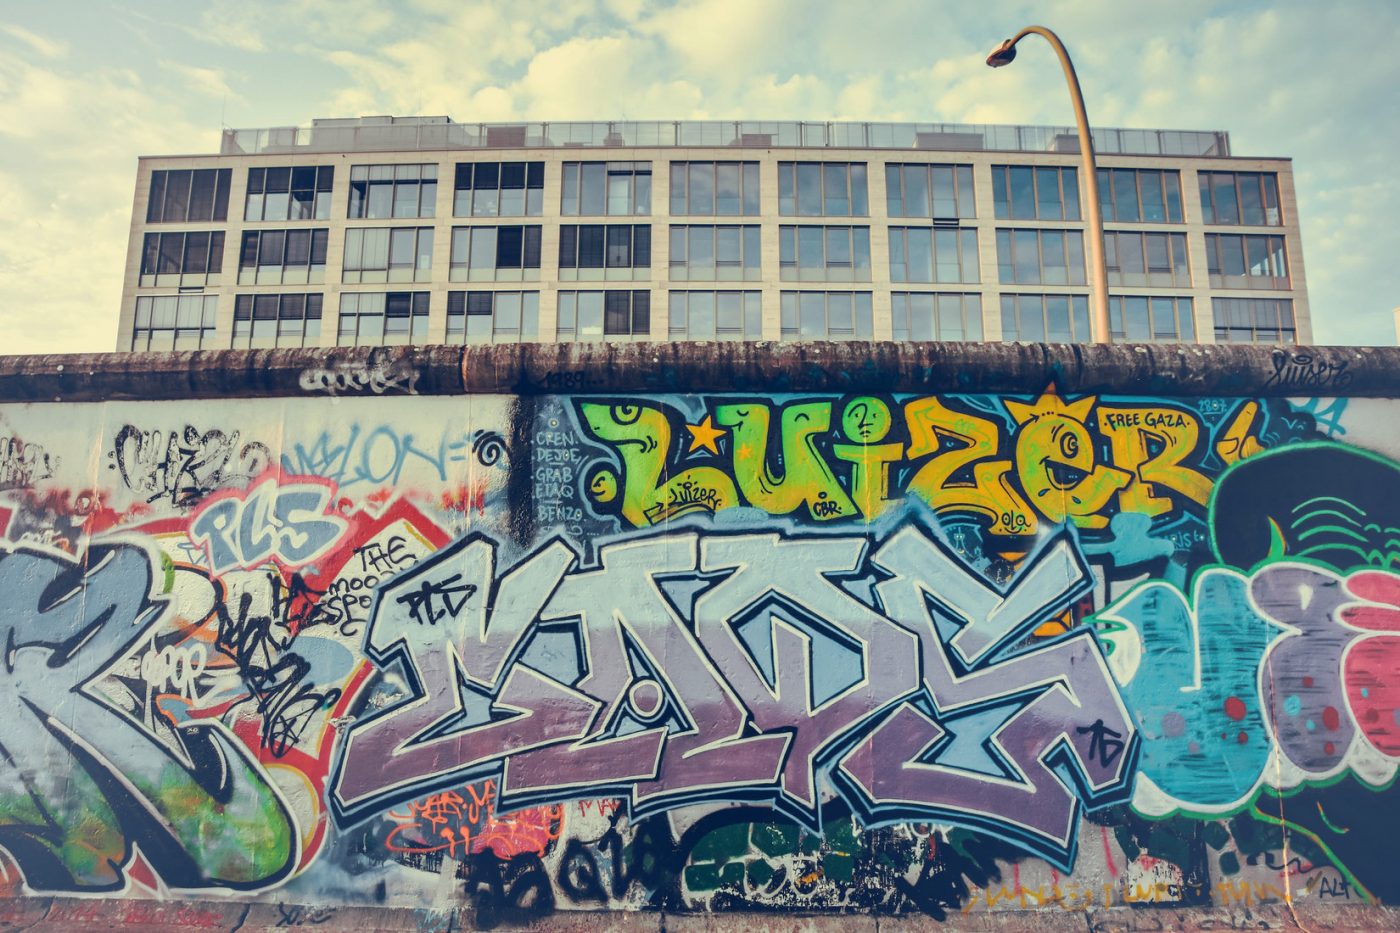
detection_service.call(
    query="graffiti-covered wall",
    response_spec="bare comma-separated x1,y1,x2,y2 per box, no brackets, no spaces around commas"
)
1,343,1398,927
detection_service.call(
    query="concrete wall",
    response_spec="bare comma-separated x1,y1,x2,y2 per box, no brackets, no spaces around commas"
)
0,341,1395,930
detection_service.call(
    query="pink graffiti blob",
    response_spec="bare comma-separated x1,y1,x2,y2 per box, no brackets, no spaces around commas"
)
1341,571,1400,756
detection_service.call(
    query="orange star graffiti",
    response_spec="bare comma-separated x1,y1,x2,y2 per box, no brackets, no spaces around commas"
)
686,415,726,455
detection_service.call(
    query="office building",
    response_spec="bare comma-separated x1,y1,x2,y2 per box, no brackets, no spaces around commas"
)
118,116,1309,351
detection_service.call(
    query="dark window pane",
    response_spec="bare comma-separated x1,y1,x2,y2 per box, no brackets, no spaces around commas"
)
285,229,312,265
163,170,190,222
185,232,210,274
1211,174,1238,224
240,232,259,269
147,172,168,222
496,226,524,267
264,167,291,192
606,225,632,267
258,230,285,266
558,225,578,268
1009,167,1034,218
141,233,160,274
189,170,216,221
604,291,631,334
158,233,183,274
579,225,605,267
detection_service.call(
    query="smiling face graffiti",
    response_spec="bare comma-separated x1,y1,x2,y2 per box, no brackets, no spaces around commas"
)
1005,389,1130,529
841,397,893,444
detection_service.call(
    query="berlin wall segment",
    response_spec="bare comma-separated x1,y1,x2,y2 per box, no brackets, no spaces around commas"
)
0,342,1398,926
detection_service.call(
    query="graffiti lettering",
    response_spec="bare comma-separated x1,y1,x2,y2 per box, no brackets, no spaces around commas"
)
109,424,270,506
0,436,56,490
190,474,347,572
298,358,420,396
331,520,1129,868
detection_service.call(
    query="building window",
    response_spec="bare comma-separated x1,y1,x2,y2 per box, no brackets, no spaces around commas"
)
996,229,1087,285
1103,231,1190,287
1213,298,1296,344
1097,168,1183,223
453,162,544,217
561,162,651,216
557,291,651,341
1110,296,1195,342
1199,172,1281,225
446,291,539,344
669,291,762,340
146,169,232,223
779,226,872,282
891,293,983,341
559,224,651,281
238,230,328,285
1001,294,1091,343
992,165,1080,221
669,225,761,281
1205,234,1289,289
132,295,217,351
342,227,434,284
337,292,430,346
779,291,873,340
889,227,979,284
778,163,868,217
449,226,542,282
885,164,975,219
669,162,760,215
245,166,334,221
140,231,225,287
232,294,323,349
348,164,438,219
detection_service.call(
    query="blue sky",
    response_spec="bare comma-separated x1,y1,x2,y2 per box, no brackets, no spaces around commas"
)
1,0,1396,353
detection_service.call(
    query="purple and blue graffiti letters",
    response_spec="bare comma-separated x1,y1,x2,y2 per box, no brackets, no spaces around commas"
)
837,528,1137,868
330,521,1129,864
690,532,919,818
330,534,585,821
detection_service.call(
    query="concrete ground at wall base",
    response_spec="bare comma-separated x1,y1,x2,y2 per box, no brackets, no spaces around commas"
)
2,899,1399,932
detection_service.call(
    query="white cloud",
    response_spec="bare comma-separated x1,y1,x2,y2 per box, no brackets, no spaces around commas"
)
160,62,241,103
0,47,209,355
191,4,267,52
0,23,68,60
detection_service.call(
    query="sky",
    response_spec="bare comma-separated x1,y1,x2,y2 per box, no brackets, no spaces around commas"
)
0,0,1396,354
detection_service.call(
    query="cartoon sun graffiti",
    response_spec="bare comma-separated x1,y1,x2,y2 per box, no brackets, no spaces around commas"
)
1005,388,1130,529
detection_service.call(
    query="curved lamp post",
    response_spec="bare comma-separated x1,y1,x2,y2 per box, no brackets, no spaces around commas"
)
988,26,1110,344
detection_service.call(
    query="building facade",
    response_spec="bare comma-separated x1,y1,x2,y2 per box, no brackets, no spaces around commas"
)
117,117,1310,351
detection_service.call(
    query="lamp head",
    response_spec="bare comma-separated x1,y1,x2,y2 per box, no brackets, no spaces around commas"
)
986,39,1017,67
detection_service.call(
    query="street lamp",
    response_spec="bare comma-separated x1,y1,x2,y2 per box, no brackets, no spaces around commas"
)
988,26,1111,345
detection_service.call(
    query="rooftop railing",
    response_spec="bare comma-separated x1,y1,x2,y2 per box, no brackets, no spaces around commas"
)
219,119,1231,158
